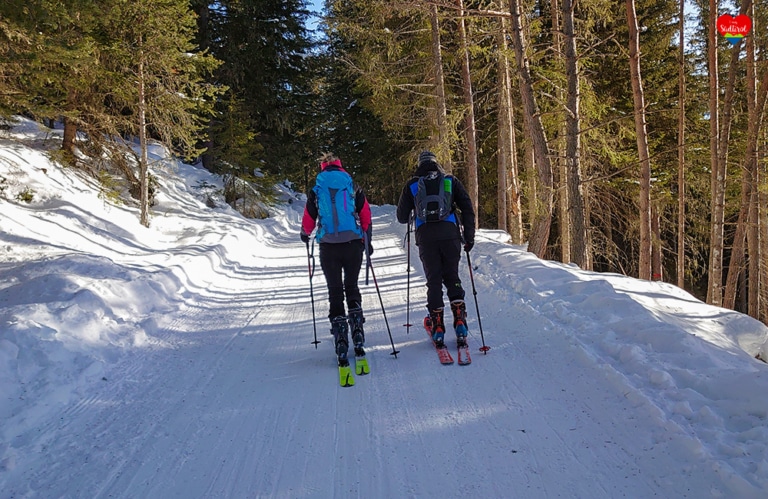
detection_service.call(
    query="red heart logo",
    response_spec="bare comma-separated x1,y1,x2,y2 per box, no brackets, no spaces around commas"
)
717,14,752,43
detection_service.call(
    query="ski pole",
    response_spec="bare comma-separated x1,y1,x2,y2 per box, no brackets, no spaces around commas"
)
365,230,370,286
306,239,320,348
365,233,400,358
402,216,413,332
465,249,490,353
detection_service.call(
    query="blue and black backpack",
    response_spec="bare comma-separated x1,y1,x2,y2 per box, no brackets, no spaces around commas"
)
411,170,456,227
313,169,363,243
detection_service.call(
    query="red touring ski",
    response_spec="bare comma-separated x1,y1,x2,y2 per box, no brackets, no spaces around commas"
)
424,316,454,365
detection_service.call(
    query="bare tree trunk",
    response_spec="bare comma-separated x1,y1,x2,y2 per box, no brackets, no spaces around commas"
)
760,127,768,323
429,4,452,172
497,126,509,232
677,0,686,289
508,0,553,258
652,204,662,280
526,134,537,239
720,0,753,308
706,0,723,305
625,0,652,280
551,0,569,264
508,119,524,244
138,35,150,228
748,152,760,317
62,122,77,156
728,61,768,312
562,0,587,268
62,88,78,155
722,35,751,310
456,0,479,224
723,175,750,310
496,19,512,232
718,45,745,306
746,0,760,318
496,17,523,243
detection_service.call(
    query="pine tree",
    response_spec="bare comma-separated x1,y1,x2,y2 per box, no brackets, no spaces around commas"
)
0,15,33,116
98,0,221,226
0,0,102,148
204,0,317,181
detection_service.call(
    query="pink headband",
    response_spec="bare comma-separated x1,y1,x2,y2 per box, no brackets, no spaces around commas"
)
320,158,342,170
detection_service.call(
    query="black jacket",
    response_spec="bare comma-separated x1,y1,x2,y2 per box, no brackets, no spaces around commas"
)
396,160,475,246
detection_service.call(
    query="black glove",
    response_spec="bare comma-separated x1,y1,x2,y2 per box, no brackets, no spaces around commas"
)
367,243,374,256
464,240,474,252
300,232,310,244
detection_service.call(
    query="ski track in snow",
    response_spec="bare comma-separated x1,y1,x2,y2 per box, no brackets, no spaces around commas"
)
2,169,767,497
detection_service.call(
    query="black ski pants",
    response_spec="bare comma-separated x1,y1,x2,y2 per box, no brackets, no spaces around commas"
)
418,238,465,311
319,240,364,319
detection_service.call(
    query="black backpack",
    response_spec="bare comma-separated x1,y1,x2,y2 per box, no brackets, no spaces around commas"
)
414,171,453,223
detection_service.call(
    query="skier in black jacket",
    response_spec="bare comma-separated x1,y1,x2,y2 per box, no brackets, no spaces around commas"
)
396,151,475,347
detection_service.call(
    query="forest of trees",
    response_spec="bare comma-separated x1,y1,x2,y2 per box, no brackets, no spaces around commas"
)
2,0,768,324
